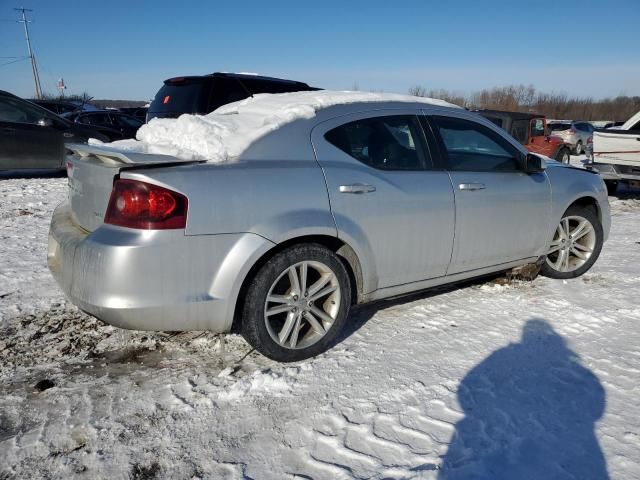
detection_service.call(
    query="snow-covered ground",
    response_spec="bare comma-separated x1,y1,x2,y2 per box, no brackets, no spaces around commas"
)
1,158,640,479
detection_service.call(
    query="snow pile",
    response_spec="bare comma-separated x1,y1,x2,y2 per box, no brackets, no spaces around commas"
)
91,90,459,163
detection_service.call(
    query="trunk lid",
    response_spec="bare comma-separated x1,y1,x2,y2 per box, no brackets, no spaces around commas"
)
65,143,203,232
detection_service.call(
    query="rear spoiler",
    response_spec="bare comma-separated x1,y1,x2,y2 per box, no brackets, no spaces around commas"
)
66,143,204,166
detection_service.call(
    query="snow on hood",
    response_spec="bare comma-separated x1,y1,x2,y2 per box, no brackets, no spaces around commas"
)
90,90,460,163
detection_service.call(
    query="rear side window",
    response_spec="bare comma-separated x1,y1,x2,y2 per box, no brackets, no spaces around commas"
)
78,113,111,126
209,77,251,111
111,115,142,129
511,120,529,144
431,116,520,172
325,115,429,171
242,78,307,94
149,79,208,114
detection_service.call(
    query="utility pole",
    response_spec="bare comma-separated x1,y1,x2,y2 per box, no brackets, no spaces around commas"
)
15,7,43,100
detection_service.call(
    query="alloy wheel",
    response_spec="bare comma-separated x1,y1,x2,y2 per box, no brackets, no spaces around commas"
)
264,261,341,350
546,215,596,272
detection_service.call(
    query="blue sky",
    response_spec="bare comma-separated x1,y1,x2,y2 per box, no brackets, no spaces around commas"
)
1,0,639,100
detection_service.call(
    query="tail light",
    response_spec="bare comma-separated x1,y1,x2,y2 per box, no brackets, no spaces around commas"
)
105,179,188,230
587,136,593,144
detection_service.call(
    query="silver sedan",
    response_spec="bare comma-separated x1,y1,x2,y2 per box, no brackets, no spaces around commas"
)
48,95,611,361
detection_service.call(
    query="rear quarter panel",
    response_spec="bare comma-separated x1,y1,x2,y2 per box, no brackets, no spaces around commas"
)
120,159,336,241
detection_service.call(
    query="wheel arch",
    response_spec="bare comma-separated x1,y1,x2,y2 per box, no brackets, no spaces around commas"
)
566,195,601,223
230,235,364,333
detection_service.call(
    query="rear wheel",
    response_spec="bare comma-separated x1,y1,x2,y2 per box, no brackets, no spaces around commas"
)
241,244,351,362
540,205,603,279
555,147,570,164
574,141,583,155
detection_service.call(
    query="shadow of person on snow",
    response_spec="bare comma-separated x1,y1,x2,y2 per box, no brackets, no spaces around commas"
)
439,319,608,480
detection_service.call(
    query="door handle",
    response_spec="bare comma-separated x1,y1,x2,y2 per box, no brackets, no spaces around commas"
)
339,183,376,194
458,183,486,191
63,132,74,138
1,127,15,134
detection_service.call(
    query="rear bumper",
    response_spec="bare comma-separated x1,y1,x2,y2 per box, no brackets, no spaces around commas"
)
48,202,274,332
587,162,640,182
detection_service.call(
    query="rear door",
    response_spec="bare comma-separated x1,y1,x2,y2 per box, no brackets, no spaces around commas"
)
426,113,551,274
312,111,455,291
0,95,64,169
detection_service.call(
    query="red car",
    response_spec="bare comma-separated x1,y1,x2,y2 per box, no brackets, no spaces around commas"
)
477,110,571,163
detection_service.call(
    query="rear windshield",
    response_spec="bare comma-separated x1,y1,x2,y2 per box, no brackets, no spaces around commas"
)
549,123,571,131
149,79,208,114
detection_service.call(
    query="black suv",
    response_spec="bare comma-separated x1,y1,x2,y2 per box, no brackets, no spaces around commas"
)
147,72,319,122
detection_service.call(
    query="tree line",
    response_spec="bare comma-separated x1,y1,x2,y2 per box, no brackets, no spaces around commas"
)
408,84,640,122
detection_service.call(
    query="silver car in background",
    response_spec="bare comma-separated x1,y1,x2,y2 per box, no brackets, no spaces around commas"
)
48,93,611,361
548,121,595,155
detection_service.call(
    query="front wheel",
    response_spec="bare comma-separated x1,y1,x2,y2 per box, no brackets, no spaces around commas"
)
241,244,351,362
555,147,570,164
540,205,603,279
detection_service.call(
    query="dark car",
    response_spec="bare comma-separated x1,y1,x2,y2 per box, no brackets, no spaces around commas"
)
63,110,143,141
0,90,108,171
147,72,319,122
476,110,572,163
119,106,148,122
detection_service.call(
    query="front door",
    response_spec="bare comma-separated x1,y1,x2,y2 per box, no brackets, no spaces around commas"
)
0,95,64,169
427,114,551,274
312,111,455,292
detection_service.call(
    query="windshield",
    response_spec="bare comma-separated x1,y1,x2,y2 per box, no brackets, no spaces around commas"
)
549,123,571,131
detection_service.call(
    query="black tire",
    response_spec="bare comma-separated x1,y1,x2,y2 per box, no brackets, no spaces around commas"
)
540,205,603,280
604,180,618,196
574,141,583,155
241,244,351,362
555,147,570,164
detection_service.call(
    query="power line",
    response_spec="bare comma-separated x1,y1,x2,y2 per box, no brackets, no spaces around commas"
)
0,57,28,67
14,7,43,99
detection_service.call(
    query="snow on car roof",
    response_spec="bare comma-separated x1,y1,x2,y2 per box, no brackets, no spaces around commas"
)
97,90,460,163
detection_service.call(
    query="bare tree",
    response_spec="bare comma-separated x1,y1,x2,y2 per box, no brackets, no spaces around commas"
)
410,84,640,121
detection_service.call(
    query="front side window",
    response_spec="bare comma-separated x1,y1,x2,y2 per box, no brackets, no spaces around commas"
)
431,116,520,172
531,118,545,137
325,115,428,170
0,97,46,124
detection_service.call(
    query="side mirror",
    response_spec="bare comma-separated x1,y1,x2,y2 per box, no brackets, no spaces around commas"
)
524,153,545,173
37,118,53,127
